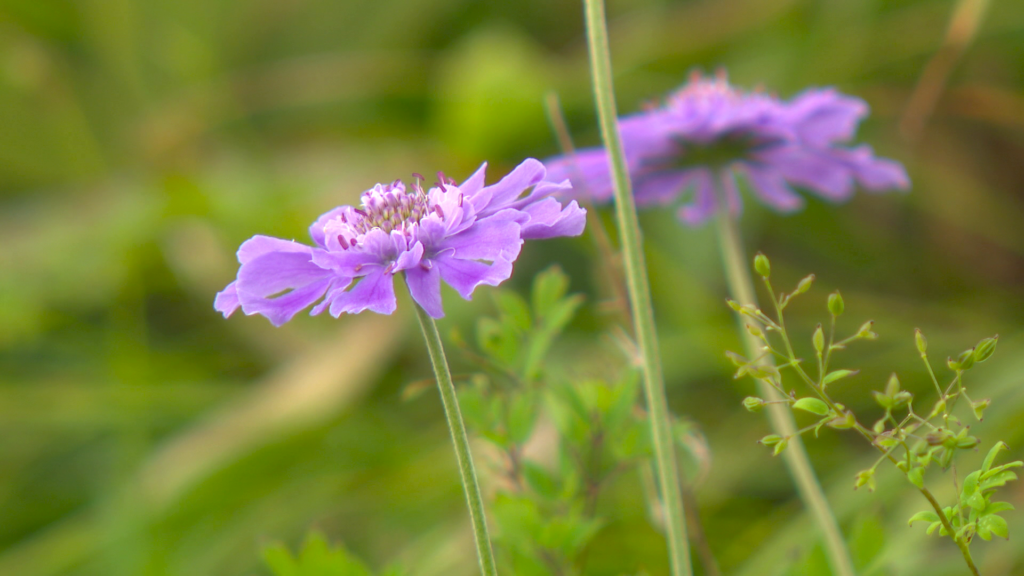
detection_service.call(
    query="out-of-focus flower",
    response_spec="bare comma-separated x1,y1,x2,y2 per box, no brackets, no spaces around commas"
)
215,159,585,325
545,72,909,226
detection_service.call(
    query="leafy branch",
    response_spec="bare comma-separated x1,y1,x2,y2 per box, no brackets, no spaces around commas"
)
727,254,1018,576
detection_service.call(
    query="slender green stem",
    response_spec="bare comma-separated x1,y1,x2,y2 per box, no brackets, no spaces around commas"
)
581,1,692,574
413,305,498,576
714,202,856,576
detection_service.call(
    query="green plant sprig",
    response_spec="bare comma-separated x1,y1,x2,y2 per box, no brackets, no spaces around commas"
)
728,254,1018,576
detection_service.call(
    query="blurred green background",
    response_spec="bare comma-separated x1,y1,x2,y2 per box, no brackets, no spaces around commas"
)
1,0,1023,574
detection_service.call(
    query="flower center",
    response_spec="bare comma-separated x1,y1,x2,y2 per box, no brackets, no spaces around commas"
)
354,181,431,235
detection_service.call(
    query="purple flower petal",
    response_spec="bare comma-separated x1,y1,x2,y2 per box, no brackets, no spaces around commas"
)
309,207,349,249
786,89,868,147
405,263,443,318
214,281,240,317
758,146,855,201
435,251,513,300
441,210,523,262
834,145,911,191
676,168,717,226
237,235,312,264
742,165,804,213
459,162,488,196
327,268,397,316
233,249,335,326
518,198,587,239
475,158,547,214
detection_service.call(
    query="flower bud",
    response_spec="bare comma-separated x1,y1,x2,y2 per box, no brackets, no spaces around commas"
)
743,396,765,413
754,253,771,278
971,398,991,421
773,438,789,456
855,320,877,340
812,325,825,354
828,411,856,430
915,329,927,354
885,373,900,397
759,434,783,446
956,349,975,371
745,324,763,339
828,291,844,317
974,335,998,363
794,274,815,295
854,469,876,492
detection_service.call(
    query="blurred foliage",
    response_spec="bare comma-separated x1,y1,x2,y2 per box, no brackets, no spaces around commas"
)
1,0,1023,575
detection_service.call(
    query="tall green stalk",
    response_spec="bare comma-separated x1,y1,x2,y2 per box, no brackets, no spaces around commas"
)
581,1,693,574
714,200,856,576
413,304,497,576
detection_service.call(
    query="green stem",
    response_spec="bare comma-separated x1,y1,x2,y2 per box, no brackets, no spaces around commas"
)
714,202,857,576
581,1,692,574
413,305,497,576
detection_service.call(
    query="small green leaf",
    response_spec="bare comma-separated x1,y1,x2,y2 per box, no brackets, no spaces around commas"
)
793,397,830,416
494,291,532,332
983,501,1015,515
531,265,569,320
823,369,858,386
507,392,537,444
979,514,1009,539
982,442,1009,473
522,461,559,499
759,434,783,446
908,511,940,526
907,467,925,489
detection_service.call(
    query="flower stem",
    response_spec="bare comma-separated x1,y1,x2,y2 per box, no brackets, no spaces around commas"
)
714,203,856,576
413,304,497,576
581,1,693,574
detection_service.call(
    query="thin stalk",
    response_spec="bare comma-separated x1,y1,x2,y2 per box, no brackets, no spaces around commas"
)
714,203,856,576
413,305,497,576
581,1,692,574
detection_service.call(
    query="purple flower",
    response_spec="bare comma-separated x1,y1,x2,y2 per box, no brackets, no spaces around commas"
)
214,159,585,325
545,72,909,226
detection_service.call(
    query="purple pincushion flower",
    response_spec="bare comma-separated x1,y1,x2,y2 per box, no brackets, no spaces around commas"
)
545,72,910,226
215,159,585,325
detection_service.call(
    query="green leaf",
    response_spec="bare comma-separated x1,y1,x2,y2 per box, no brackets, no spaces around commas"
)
792,397,829,416
907,467,925,489
522,461,559,499
264,531,375,576
263,545,299,576
984,501,1015,515
507,391,538,444
822,369,858,386
494,291,532,332
523,294,583,381
908,511,940,526
982,441,1008,473
979,514,1009,540
531,265,570,320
